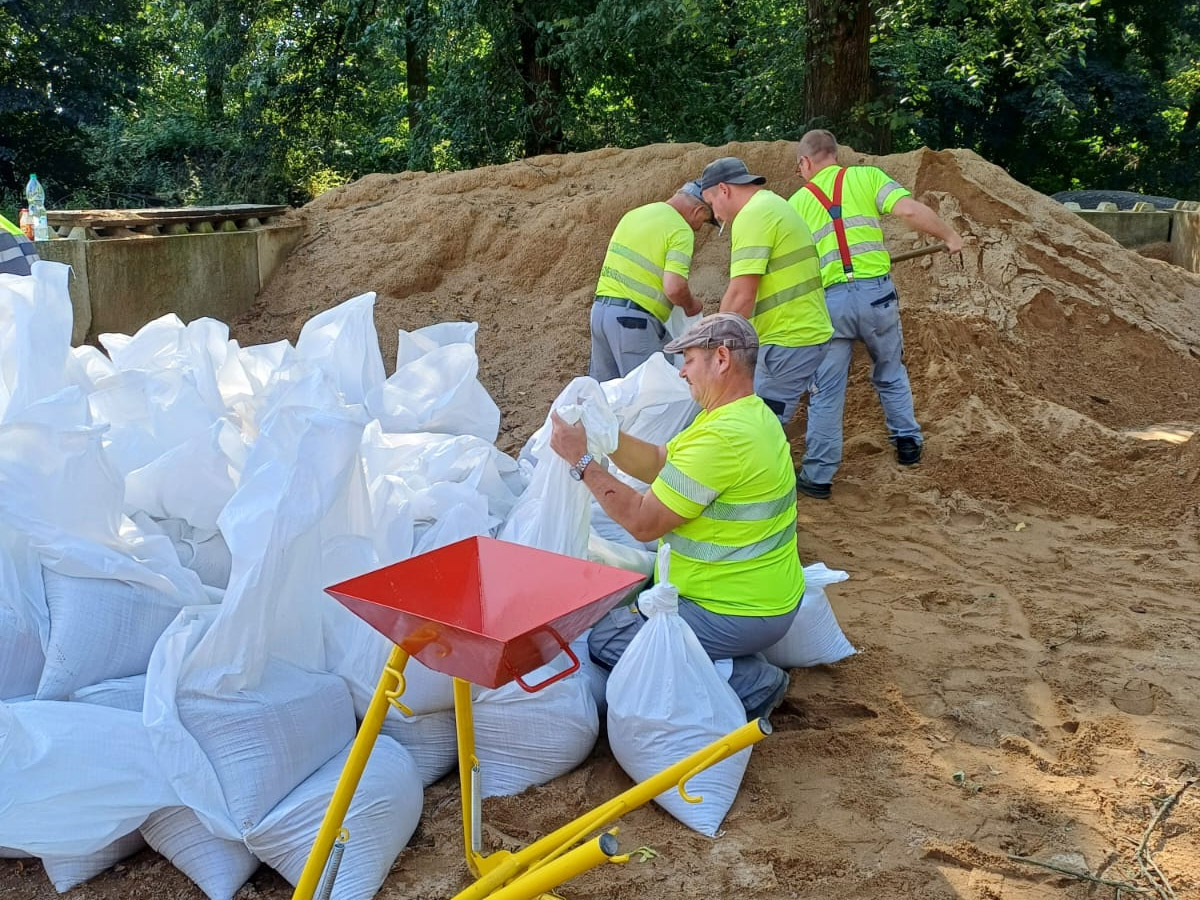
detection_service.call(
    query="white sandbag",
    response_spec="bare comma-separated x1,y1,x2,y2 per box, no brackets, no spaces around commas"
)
0,261,73,425
0,701,178,856
41,831,148,893
135,515,234,590
99,314,228,417
176,660,357,836
589,354,699,550
124,419,244,533
244,735,423,900
365,326,500,442
0,533,45,700
0,421,209,603
587,531,655,577
472,652,599,798
499,377,618,558
295,292,386,408
325,608,455,718
0,847,33,858
360,423,525,522
570,629,610,718
606,546,750,836
70,674,146,712
140,807,260,900
761,563,855,668
87,368,221,477
381,708,458,787
665,306,703,341
36,568,193,700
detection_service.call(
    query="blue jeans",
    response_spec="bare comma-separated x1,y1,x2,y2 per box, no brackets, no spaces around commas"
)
801,274,921,484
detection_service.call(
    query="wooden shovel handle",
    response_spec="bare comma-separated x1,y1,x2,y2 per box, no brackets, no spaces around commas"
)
890,241,948,263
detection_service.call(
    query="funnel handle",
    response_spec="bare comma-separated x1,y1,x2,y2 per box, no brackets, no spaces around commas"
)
512,638,579,693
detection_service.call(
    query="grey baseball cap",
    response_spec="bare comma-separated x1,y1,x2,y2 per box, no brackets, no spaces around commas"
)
679,179,704,200
663,312,759,354
697,157,767,192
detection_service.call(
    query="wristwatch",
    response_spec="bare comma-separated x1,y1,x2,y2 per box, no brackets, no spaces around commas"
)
568,452,594,481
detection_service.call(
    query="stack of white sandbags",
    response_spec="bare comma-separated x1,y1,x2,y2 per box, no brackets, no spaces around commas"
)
0,263,644,899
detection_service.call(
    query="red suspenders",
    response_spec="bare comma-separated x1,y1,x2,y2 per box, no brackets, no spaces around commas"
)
802,166,855,281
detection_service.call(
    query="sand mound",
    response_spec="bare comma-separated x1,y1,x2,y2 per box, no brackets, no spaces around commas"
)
9,144,1193,900
246,141,1200,527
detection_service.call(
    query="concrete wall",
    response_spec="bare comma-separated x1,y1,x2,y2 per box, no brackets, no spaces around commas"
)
1073,210,1171,247
36,223,303,344
1171,211,1200,274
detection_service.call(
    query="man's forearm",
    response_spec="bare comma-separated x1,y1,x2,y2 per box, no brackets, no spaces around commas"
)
580,462,660,542
610,431,667,484
719,274,759,318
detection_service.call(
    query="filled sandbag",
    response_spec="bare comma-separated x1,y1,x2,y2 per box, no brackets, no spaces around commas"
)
606,547,750,836
761,563,855,668
472,653,599,798
70,674,147,712
244,735,422,900
176,661,357,836
0,701,178,857
140,807,260,900
36,568,192,700
41,831,148,893
381,707,458,788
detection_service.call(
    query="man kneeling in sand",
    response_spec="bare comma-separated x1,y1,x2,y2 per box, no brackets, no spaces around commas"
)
550,312,803,720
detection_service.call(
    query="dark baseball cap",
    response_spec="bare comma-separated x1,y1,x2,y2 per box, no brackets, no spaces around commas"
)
697,157,767,192
663,312,759,354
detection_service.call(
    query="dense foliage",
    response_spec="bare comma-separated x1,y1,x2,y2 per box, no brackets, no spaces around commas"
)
2,0,1197,212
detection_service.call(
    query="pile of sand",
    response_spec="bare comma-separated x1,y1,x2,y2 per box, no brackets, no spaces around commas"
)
6,143,1198,900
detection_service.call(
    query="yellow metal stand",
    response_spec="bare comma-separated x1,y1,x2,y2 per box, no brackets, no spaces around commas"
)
293,645,771,900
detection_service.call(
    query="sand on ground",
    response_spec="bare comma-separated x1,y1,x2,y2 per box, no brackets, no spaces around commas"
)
3,141,1199,900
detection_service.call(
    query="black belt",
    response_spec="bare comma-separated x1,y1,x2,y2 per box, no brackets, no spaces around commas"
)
595,296,643,311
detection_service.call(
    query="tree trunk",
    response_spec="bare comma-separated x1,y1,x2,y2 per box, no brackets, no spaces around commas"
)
514,3,564,158
405,0,432,170
804,0,880,149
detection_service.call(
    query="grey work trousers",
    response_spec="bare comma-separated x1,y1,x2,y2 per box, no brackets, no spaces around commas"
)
588,298,668,383
587,596,797,714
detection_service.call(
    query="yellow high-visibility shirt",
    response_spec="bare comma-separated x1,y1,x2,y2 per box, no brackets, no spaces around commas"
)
650,394,804,617
788,165,910,286
728,190,831,348
594,202,694,323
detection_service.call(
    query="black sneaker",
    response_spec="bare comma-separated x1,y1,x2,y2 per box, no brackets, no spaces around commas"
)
796,472,832,499
895,437,922,465
746,669,790,722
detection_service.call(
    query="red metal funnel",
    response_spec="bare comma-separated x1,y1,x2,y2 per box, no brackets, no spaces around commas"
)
326,536,646,689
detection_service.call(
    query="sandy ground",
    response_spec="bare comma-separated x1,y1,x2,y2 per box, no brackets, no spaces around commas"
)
3,141,1199,900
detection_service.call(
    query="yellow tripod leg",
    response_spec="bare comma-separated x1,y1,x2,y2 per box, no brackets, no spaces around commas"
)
480,832,621,900
449,718,770,900
291,644,410,900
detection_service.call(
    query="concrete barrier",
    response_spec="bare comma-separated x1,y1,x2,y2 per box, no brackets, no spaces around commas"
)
36,221,303,344
1072,209,1171,247
1171,211,1200,274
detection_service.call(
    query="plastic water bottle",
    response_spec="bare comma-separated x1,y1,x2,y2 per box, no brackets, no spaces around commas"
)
25,174,49,241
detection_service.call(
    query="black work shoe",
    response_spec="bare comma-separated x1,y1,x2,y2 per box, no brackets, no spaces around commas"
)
796,472,832,500
895,437,922,465
746,669,790,722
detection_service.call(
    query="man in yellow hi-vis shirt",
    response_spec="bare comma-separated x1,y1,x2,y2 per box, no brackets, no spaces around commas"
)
588,182,716,382
0,213,39,276
697,157,833,427
551,313,802,721
789,129,962,499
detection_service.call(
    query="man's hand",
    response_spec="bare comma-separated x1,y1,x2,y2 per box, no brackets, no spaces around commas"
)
549,412,589,465
944,232,963,255
684,297,703,317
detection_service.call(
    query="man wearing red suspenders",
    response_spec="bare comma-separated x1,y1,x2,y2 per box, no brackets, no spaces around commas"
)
788,130,962,499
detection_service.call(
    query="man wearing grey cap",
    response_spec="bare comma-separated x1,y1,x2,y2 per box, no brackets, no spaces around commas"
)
588,181,717,382
550,312,804,721
697,156,832,428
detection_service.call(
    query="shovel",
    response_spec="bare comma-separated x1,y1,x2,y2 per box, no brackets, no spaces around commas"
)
891,241,948,263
